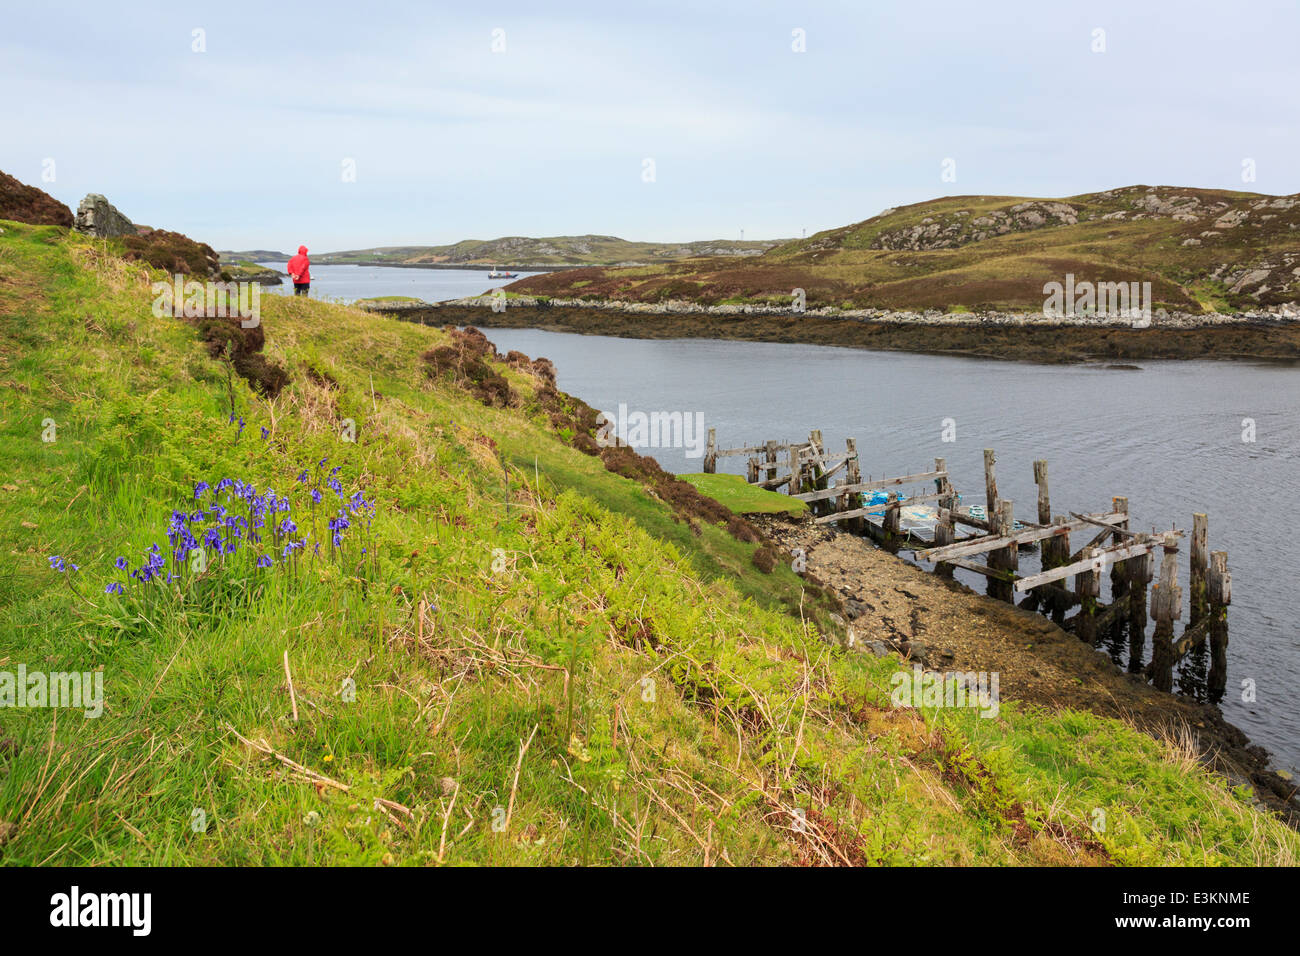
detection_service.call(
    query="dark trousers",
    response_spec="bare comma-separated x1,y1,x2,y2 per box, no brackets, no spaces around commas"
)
294,283,310,296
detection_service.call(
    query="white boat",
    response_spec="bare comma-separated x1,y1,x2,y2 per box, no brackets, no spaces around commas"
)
487,265,518,279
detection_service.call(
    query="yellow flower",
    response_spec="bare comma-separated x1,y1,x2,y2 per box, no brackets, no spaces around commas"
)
323,754,333,763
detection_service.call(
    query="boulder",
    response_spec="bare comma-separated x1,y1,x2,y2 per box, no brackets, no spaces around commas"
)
0,171,74,227
74,193,135,237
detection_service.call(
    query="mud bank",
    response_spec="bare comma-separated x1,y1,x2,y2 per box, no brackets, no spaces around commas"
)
377,303,1300,364
751,512,1300,824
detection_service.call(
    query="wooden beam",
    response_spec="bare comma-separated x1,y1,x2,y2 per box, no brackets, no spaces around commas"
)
1013,534,1177,592
916,512,1126,563
792,469,947,503
812,491,947,524
1069,510,1139,538
945,556,1019,582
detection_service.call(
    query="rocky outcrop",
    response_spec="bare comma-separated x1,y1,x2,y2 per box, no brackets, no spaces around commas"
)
74,193,135,238
870,200,1079,251
0,171,74,227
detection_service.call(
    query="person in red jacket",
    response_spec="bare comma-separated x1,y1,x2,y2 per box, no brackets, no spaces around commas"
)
287,245,311,296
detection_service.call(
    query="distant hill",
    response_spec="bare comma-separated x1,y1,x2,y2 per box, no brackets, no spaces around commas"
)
508,186,1300,313
309,234,785,268
218,249,293,262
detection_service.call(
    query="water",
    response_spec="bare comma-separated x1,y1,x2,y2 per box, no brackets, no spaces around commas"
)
476,328,1300,774
254,262,550,305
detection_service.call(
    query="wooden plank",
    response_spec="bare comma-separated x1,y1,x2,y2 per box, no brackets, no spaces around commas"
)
917,512,1126,563
1013,534,1176,592
951,511,992,532
812,491,946,524
1170,616,1213,662
1093,592,1130,635
945,556,1018,582
793,469,947,503
1069,510,1139,539
715,442,804,458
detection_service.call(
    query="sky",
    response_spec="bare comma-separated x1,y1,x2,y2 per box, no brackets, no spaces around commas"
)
4,0,1298,252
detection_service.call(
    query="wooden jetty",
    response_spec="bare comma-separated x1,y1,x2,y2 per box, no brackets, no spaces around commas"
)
705,428,1232,696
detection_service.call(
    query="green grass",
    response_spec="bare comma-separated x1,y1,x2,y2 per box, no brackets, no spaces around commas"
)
0,218,1296,866
354,296,427,305
680,473,808,516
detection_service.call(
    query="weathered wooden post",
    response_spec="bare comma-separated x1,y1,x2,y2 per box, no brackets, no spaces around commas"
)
933,457,954,578
1149,537,1182,692
764,440,778,485
1126,540,1153,673
845,439,863,531
1027,460,1056,613
704,428,717,474
983,448,998,515
1189,513,1208,628
994,499,1017,603
1207,550,1231,700
1107,496,1130,642
1075,546,1101,644
746,456,759,484
883,491,902,553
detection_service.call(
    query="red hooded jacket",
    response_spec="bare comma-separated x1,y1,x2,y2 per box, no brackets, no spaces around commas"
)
287,245,311,283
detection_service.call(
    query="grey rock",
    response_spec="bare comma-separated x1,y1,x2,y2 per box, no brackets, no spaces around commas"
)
74,194,135,238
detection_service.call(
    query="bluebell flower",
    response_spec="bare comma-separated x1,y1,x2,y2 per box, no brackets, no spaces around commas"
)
296,471,308,483
114,556,128,570
48,555,65,572
256,554,273,568
311,488,322,505
261,426,270,440
105,582,124,595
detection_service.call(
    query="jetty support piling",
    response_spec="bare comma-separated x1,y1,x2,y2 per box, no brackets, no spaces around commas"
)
1149,537,1182,692
1125,540,1154,672
1190,513,1209,628
1208,550,1231,699
1107,496,1130,642
1075,546,1102,644
933,457,954,578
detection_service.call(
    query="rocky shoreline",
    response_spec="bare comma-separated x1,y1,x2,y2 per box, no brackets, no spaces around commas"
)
749,510,1300,824
362,298,1300,363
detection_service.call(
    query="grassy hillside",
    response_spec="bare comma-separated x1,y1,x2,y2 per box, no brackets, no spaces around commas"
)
509,186,1300,313
1,219,1296,865
308,235,784,268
